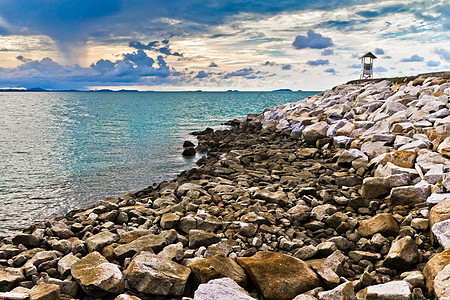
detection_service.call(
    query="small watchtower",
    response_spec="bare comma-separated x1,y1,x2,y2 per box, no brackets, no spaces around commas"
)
359,52,377,79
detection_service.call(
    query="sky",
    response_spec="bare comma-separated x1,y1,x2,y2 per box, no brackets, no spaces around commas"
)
0,0,448,91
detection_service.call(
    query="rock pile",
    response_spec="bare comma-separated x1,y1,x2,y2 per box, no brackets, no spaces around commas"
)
0,73,450,299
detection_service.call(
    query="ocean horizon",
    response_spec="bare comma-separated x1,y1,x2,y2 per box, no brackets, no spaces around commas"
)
0,90,318,236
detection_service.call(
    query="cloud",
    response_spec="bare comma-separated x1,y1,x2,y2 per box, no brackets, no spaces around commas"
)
374,48,384,55
400,54,424,62
306,59,329,66
0,50,177,89
324,68,336,74
208,62,218,67
349,64,361,69
374,66,388,72
293,30,333,50
357,4,409,18
129,40,182,57
321,49,334,56
435,48,450,61
194,70,209,79
262,61,276,66
426,60,441,67
281,64,292,70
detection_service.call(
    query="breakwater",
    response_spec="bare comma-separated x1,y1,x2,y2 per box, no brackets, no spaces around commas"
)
1,73,450,299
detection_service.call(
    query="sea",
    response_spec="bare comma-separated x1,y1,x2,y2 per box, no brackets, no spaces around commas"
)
0,91,318,237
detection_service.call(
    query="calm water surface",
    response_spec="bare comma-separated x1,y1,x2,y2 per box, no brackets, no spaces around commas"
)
0,91,318,236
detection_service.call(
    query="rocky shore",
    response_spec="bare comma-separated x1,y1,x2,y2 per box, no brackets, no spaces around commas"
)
1,73,450,300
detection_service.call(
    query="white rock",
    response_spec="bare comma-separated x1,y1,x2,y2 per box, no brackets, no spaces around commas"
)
432,219,450,249
366,281,412,300
434,264,450,299
427,193,450,205
194,278,256,300
318,281,355,300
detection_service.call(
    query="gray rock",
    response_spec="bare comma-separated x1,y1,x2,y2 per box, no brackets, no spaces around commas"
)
318,281,356,300
432,219,450,249
125,251,191,296
366,281,412,300
57,253,80,277
114,234,166,259
427,193,450,205
362,174,410,198
293,245,318,260
194,278,256,300
389,185,430,205
302,121,329,144
189,230,221,249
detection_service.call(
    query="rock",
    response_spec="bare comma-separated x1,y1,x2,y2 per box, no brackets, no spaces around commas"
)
423,248,450,295
432,219,450,248
12,234,41,248
47,278,78,297
434,263,450,299
188,254,247,287
113,234,166,259
358,213,399,237
438,137,450,157
348,251,381,263
430,200,450,235
237,251,321,300
383,236,419,269
303,121,329,144
366,281,412,300
416,150,450,172
182,147,196,157
158,242,184,261
0,267,25,291
293,245,318,261
193,278,256,300
317,281,356,300
160,213,180,229
427,193,450,205
183,140,195,148
124,251,191,296
361,174,410,198
85,231,119,252
71,251,124,296
57,253,80,277
253,189,288,206
389,185,430,205
337,149,367,167
381,150,417,168
189,230,221,249
28,283,60,300
374,162,418,178
115,294,142,300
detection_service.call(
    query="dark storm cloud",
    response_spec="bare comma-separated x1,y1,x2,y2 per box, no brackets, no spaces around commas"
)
293,30,333,50
0,0,368,57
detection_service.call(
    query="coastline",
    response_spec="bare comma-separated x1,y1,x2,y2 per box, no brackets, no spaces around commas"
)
1,72,450,299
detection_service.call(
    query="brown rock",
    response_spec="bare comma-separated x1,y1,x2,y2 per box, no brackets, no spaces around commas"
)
358,213,399,237
29,283,60,300
188,254,247,287
381,150,417,168
429,200,450,237
423,248,450,296
302,121,329,144
438,137,450,157
237,251,321,300
383,236,419,269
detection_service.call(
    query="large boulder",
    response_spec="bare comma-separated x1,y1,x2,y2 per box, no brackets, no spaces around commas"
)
113,234,166,259
188,254,247,287
423,248,450,295
237,251,321,300
124,251,191,296
358,213,399,237
430,200,450,232
71,251,124,297
383,236,419,269
302,121,329,144
361,174,410,198
193,278,256,300
438,137,450,157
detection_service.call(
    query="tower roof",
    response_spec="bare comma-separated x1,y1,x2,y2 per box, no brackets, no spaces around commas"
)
359,52,377,59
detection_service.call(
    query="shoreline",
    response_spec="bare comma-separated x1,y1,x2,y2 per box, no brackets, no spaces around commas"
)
1,72,450,299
